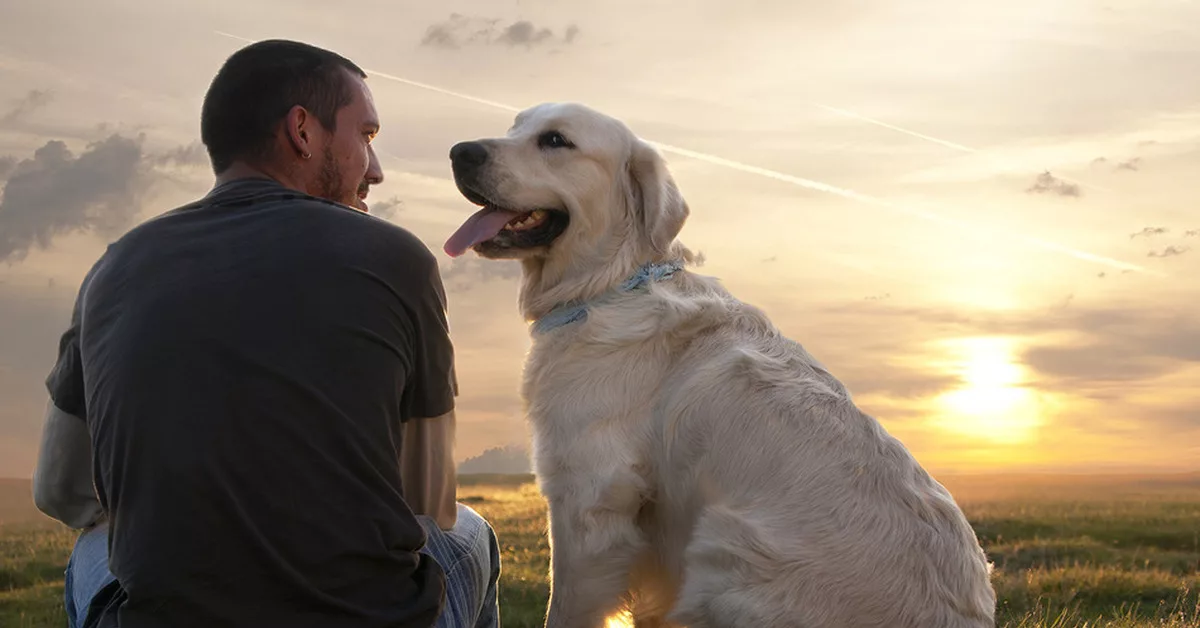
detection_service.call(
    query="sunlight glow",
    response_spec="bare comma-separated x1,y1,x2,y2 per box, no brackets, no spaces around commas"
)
932,337,1044,444
604,611,635,628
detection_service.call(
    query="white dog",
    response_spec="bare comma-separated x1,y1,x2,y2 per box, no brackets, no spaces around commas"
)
444,103,996,628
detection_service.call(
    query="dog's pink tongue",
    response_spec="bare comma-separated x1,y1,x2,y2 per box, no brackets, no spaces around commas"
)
443,207,522,257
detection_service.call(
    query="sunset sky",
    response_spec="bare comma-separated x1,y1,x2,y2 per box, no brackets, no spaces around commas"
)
1,0,1198,478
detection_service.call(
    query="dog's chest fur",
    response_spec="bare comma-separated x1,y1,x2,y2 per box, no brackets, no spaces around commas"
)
517,281,735,492
521,324,672,473
520,312,696,587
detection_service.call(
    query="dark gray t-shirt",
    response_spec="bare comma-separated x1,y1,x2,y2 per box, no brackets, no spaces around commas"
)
46,177,457,627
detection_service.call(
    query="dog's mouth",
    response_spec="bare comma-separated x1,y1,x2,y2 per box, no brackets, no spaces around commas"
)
443,188,569,258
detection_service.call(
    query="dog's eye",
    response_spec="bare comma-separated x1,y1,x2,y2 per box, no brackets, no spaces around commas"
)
537,131,574,150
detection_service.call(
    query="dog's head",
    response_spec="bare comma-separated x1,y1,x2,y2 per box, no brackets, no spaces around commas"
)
444,103,689,273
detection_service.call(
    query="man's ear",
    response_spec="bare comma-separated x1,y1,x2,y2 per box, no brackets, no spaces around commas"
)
628,139,689,255
284,105,313,159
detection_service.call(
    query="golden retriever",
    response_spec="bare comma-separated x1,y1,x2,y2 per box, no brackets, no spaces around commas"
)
443,102,996,628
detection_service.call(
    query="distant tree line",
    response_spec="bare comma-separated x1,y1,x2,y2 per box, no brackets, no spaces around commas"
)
457,444,531,474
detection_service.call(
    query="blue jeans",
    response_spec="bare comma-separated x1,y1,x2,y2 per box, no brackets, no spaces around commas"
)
65,503,501,628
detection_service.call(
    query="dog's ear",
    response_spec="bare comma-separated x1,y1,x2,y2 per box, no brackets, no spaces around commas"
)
628,139,689,254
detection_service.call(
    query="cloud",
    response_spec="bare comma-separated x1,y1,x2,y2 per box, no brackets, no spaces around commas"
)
420,26,457,49
1149,407,1200,432
771,300,1200,451
419,14,480,50
1092,156,1144,172
438,256,522,291
1130,226,1168,239
369,196,403,220
1025,171,1081,197
0,89,53,127
1025,343,1171,384
151,141,208,169
1147,245,1189,258
419,14,579,50
0,129,215,264
1115,157,1142,171
842,369,959,401
808,301,1200,391
0,134,155,264
496,21,556,46
1017,309,1194,382
1020,309,1200,385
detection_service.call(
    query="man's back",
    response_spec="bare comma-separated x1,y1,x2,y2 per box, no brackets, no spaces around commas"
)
54,178,454,627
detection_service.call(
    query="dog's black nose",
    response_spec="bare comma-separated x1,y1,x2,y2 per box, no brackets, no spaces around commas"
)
449,141,489,169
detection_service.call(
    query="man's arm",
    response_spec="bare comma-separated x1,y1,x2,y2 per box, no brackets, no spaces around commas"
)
32,400,104,529
34,260,105,530
400,409,457,530
394,242,459,530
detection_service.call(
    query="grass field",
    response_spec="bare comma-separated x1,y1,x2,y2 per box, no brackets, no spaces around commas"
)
3,473,1199,627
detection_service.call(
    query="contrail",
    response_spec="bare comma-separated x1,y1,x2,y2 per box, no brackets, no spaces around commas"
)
810,101,1109,193
214,31,255,44
367,69,520,114
809,102,976,153
212,31,1156,276
647,142,1152,275
214,31,520,114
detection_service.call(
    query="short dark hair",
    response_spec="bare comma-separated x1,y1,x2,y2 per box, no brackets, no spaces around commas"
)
200,39,368,174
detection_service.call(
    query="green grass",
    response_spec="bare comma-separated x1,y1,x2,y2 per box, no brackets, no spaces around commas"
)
0,521,74,627
953,481,1200,627
3,473,1198,627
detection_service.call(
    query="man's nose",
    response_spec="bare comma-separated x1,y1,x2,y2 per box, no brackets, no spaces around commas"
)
365,146,384,184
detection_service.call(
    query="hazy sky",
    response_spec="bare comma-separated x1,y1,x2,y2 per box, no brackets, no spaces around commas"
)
2,0,1198,477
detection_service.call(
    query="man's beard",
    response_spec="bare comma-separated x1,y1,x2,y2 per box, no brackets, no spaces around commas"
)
315,147,355,207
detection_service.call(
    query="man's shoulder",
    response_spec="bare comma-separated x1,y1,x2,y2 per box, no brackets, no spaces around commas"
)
313,207,439,277
119,179,435,259
367,218,438,268
88,179,443,308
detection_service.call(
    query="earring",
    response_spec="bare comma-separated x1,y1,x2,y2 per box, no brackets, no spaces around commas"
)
302,152,311,160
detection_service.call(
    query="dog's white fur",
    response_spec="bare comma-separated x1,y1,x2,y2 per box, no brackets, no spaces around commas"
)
455,103,997,627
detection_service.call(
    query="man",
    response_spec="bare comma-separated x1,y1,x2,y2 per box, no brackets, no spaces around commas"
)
31,39,500,628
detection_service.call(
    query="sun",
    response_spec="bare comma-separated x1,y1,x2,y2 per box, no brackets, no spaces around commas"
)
931,336,1043,444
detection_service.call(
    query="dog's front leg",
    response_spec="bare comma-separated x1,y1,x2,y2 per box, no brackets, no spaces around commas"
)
543,472,649,628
